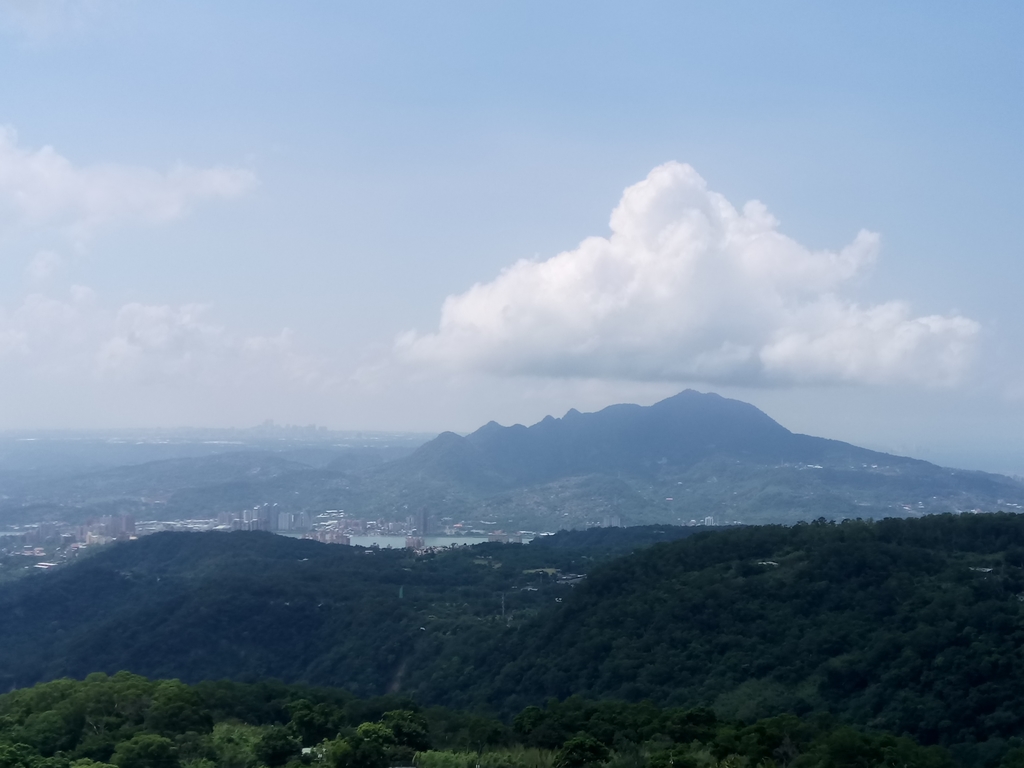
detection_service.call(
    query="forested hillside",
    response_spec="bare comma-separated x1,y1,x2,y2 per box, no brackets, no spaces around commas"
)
446,514,1024,761
446,514,1024,763
0,673,958,768
0,527,701,694
4,516,1024,764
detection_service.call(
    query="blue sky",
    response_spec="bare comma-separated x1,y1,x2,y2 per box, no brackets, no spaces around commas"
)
0,1,1021,474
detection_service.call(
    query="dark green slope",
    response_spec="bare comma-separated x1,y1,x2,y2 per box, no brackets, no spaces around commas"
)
5,516,1024,759
454,514,1024,752
0,532,420,694
0,529,669,695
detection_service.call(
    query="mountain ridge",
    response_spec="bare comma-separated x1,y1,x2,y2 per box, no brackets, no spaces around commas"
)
364,390,1018,526
2,390,1020,529
410,390,931,480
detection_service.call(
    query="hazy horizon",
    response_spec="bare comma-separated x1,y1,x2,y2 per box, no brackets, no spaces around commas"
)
0,2,1021,476
0,388,1019,479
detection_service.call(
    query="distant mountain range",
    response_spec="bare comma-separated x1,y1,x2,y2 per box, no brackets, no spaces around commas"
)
361,390,1024,527
1,390,1022,528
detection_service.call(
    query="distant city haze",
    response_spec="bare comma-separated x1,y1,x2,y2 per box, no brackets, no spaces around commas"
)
0,3,1021,476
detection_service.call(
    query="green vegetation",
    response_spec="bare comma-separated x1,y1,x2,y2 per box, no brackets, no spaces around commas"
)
0,529,629,695
0,674,959,768
4,515,1024,764
444,515,1024,765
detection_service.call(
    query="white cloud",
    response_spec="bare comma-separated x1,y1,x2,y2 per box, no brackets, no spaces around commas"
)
95,303,228,381
399,162,979,387
24,249,63,281
0,288,328,389
0,286,98,374
0,126,256,238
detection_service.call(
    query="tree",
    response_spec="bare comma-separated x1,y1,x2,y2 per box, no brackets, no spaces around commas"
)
323,725,395,768
209,722,262,768
1002,747,1024,768
512,707,545,738
18,710,76,756
0,743,42,768
286,700,342,747
254,726,300,768
110,735,179,768
381,711,431,753
145,681,212,736
554,735,610,768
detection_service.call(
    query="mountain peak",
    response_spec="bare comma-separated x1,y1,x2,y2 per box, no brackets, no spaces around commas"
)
454,390,795,483
380,389,1023,527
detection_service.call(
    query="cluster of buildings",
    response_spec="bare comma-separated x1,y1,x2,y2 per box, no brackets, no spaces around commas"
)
3,515,137,549
486,532,524,544
1,503,619,569
0,514,142,573
304,508,434,539
80,515,137,544
304,529,352,545
215,506,313,532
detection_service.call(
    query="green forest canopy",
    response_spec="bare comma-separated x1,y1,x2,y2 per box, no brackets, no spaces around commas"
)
0,673,966,768
3,516,1024,765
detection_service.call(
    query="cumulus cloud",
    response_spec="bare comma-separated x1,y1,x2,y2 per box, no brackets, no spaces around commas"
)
0,126,256,238
399,162,979,386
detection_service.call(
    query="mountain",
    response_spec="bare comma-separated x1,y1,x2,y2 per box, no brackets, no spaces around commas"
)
362,390,1024,527
3,515,1024,763
2,391,1021,529
462,391,801,482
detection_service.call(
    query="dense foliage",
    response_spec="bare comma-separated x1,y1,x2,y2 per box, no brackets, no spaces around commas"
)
0,674,961,768
0,529,644,694
5,516,1024,764
447,515,1024,763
